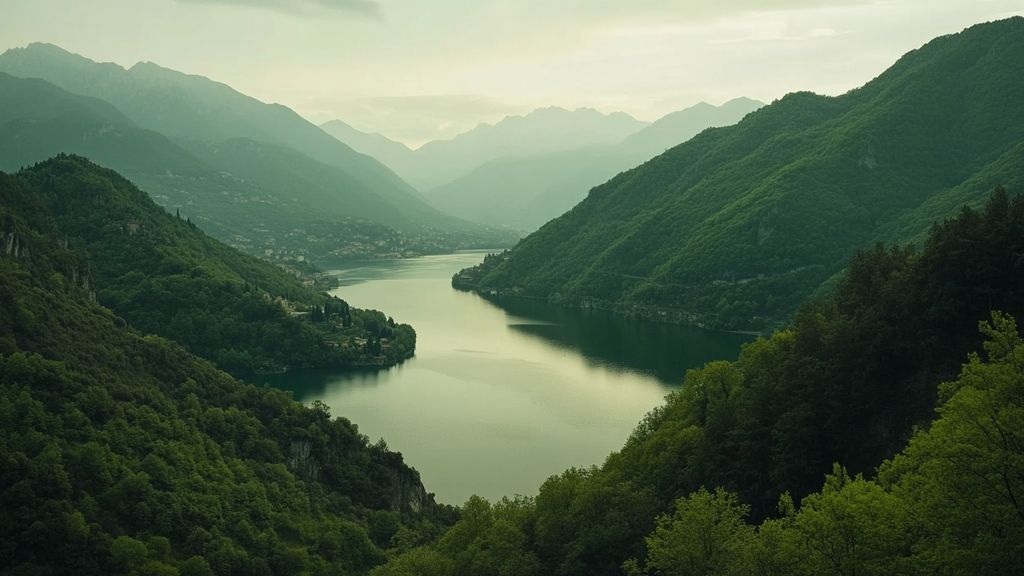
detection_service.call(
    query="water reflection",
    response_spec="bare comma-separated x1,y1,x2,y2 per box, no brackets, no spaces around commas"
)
494,297,752,384
256,252,751,503
263,365,394,399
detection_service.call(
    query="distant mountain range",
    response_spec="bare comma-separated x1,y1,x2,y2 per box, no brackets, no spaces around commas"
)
454,17,1024,330
325,107,649,192
0,43,516,261
323,99,762,231
423,98,764,231
320,118,416,179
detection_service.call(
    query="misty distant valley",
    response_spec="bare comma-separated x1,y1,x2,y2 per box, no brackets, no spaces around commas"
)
1,2,1023,576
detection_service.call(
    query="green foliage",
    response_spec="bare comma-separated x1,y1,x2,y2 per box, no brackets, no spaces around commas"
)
0,200,454,575
639,487,755,576
418,312,1024,576
406,187,1024,574
456,17,1024,330
0,154,415,375
732,312,1024,576
877,311,1024,574
787,466,909,575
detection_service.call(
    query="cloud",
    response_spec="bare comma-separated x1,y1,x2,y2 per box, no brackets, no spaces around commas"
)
175,0,381,18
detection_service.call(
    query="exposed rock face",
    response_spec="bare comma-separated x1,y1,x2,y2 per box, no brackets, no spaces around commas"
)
286,438,436,514
390,467,430,513
287,440,320,481
4,230,25,258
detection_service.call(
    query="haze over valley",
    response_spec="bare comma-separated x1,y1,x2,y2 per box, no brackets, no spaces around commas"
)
1,1,1023,575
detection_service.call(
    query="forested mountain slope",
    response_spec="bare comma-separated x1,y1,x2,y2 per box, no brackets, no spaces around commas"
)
0,155,415,375
0,160,454,575
0,45,516,258
378,188,1024,576
455,18,1024,330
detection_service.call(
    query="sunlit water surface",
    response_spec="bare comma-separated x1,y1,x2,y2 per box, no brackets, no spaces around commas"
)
258,252,751,504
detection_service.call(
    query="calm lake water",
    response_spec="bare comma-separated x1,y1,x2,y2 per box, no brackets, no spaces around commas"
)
259,252,752,504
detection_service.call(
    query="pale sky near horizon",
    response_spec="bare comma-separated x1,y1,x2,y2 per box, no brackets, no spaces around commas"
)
1,0,1022,147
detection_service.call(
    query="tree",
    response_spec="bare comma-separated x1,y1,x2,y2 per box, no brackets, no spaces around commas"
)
880,312,1024,574
639,488,754,576
792,465,909,576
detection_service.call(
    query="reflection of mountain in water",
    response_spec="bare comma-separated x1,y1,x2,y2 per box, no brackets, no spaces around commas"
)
254,365,402,401
497,298,753,385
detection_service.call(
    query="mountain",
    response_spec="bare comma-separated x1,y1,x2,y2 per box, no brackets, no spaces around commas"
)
320,119,416,180
1,154,415,375
0,72,213,178
0,72,442,261
0,43,413,199
0,44,516,258
425,146,623,231
454,17,1024,330
326,106,648,191
424,99,763,231
618,97,765,160
377,188,1024,576
0,156,454,575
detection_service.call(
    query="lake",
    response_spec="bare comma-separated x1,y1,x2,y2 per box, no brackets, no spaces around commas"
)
259,251,752,504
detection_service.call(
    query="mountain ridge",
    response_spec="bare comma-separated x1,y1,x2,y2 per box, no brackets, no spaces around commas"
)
2,154,417,375
453,17,1024,330
325,104,650,192
0,45,518,259
423,98,764,231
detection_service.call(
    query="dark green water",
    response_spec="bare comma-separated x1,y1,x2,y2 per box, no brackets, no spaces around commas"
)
259,252,752,504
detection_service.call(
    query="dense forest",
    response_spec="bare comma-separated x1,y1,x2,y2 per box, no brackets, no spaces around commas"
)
0,159,457,575
382,188,1024,575
3,14,1024,576
0,155,415,375
454,17,1024,330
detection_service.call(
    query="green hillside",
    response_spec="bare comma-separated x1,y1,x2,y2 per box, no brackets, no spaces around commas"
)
182,138,443,231
455,18,1024,330
378,188,1024,576
0,162,453,574
0,45,517,256
1,155,416,375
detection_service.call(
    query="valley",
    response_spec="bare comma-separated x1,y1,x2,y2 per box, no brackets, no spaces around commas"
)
1,7,1023,576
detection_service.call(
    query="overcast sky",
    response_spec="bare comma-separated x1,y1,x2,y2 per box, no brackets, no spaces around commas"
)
1,0,1021,146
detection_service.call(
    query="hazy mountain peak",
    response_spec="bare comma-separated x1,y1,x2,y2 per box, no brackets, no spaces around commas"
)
423,96,764,231
387,104,649,190
619,97,765,157
2,42,125,77
321,119,413,150
128,60,176,73
16,42,79,59
724,96,762,107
